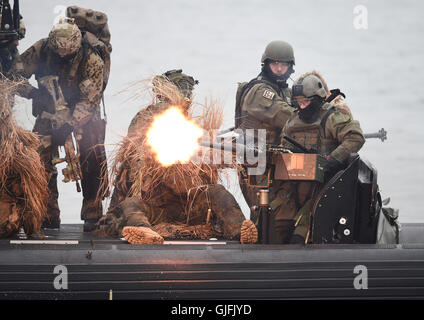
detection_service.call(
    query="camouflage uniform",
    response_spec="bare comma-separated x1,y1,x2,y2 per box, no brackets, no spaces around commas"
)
237,74,294,224
102,101,246,240
11,23,107,227
274,102,365,243
238,74,293,145
235,41,296,226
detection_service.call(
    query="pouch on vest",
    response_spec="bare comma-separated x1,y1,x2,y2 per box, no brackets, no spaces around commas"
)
235,82,248,127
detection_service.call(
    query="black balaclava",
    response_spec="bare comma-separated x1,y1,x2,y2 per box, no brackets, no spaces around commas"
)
298,96,324,123
261,60,294,88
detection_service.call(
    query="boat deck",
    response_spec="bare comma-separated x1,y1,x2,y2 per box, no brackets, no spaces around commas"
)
1,224,424,299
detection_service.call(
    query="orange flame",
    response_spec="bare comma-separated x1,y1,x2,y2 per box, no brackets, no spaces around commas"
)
146,106,203,167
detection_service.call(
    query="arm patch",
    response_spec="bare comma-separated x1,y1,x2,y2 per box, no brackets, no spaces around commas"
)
263,90,275,100
330,112,351,126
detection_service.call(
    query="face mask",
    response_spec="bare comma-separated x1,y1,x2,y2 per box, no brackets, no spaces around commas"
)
298,97,324,123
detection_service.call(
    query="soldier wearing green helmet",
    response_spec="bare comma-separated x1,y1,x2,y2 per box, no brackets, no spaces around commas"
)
236,40,295,143
235,40,296,227
272,73,365,244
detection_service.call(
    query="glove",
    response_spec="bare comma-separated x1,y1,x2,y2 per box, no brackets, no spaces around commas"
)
50,123,73,146
29,88,48,117
324,155,343,180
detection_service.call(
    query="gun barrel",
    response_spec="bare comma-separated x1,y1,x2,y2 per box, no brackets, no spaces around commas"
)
217,127,235,136
199,141,241,153
282,135,312,153
364,133,381,138
363,128,387,142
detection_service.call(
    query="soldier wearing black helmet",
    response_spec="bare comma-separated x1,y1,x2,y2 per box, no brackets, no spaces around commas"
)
273,74,365,244
235,40,296,225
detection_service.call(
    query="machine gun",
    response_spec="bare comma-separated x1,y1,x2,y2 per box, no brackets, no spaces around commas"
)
218,127,388,142
37,76,82,193
199,136,321,244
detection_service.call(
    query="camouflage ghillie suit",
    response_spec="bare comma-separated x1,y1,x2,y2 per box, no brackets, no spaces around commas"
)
98,70,255,243
235,41,295,223
274,74,365,244
0,80,48,238
11,20,107,229
101,102,246,241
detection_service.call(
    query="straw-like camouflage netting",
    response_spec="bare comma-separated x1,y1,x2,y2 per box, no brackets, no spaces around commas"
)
103,76,235,214
0,78,48,237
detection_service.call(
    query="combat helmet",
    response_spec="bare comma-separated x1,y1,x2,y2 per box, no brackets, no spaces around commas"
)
153,69,199,100
48,17,82,57
261,40,295,65
292,74,327,99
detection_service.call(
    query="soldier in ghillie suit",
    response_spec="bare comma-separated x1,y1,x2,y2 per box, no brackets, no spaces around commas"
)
235,40,296,231
11,18,108,231
97,70,258,245
274,74,365,244
0,79,48,238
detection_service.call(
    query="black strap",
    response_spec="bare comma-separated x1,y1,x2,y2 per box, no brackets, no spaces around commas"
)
325,89,346,103
320,106,336,130
235,76,281,127
35,38,49,81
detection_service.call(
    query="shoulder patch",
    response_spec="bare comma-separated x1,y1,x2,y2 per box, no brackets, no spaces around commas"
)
262,90,275,100
330,112,351,126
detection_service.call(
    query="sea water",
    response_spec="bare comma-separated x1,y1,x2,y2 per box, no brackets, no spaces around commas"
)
13,0,424,223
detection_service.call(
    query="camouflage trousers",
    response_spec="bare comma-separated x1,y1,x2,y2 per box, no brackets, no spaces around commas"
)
34,116,108,223
239,169,283,225
272,181,318,244
100,184,246,240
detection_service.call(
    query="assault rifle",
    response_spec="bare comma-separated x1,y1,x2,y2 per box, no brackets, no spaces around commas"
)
37,76,82,192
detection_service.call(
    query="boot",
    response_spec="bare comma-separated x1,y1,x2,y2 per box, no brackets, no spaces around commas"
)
122,226,164,245
81,198,102,231
289,234,306,244
240,220,258,244
42,217,60,229
274,220,295,244
83,219,99,232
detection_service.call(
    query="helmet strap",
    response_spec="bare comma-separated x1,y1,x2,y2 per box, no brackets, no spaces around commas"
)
262,61,294,88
